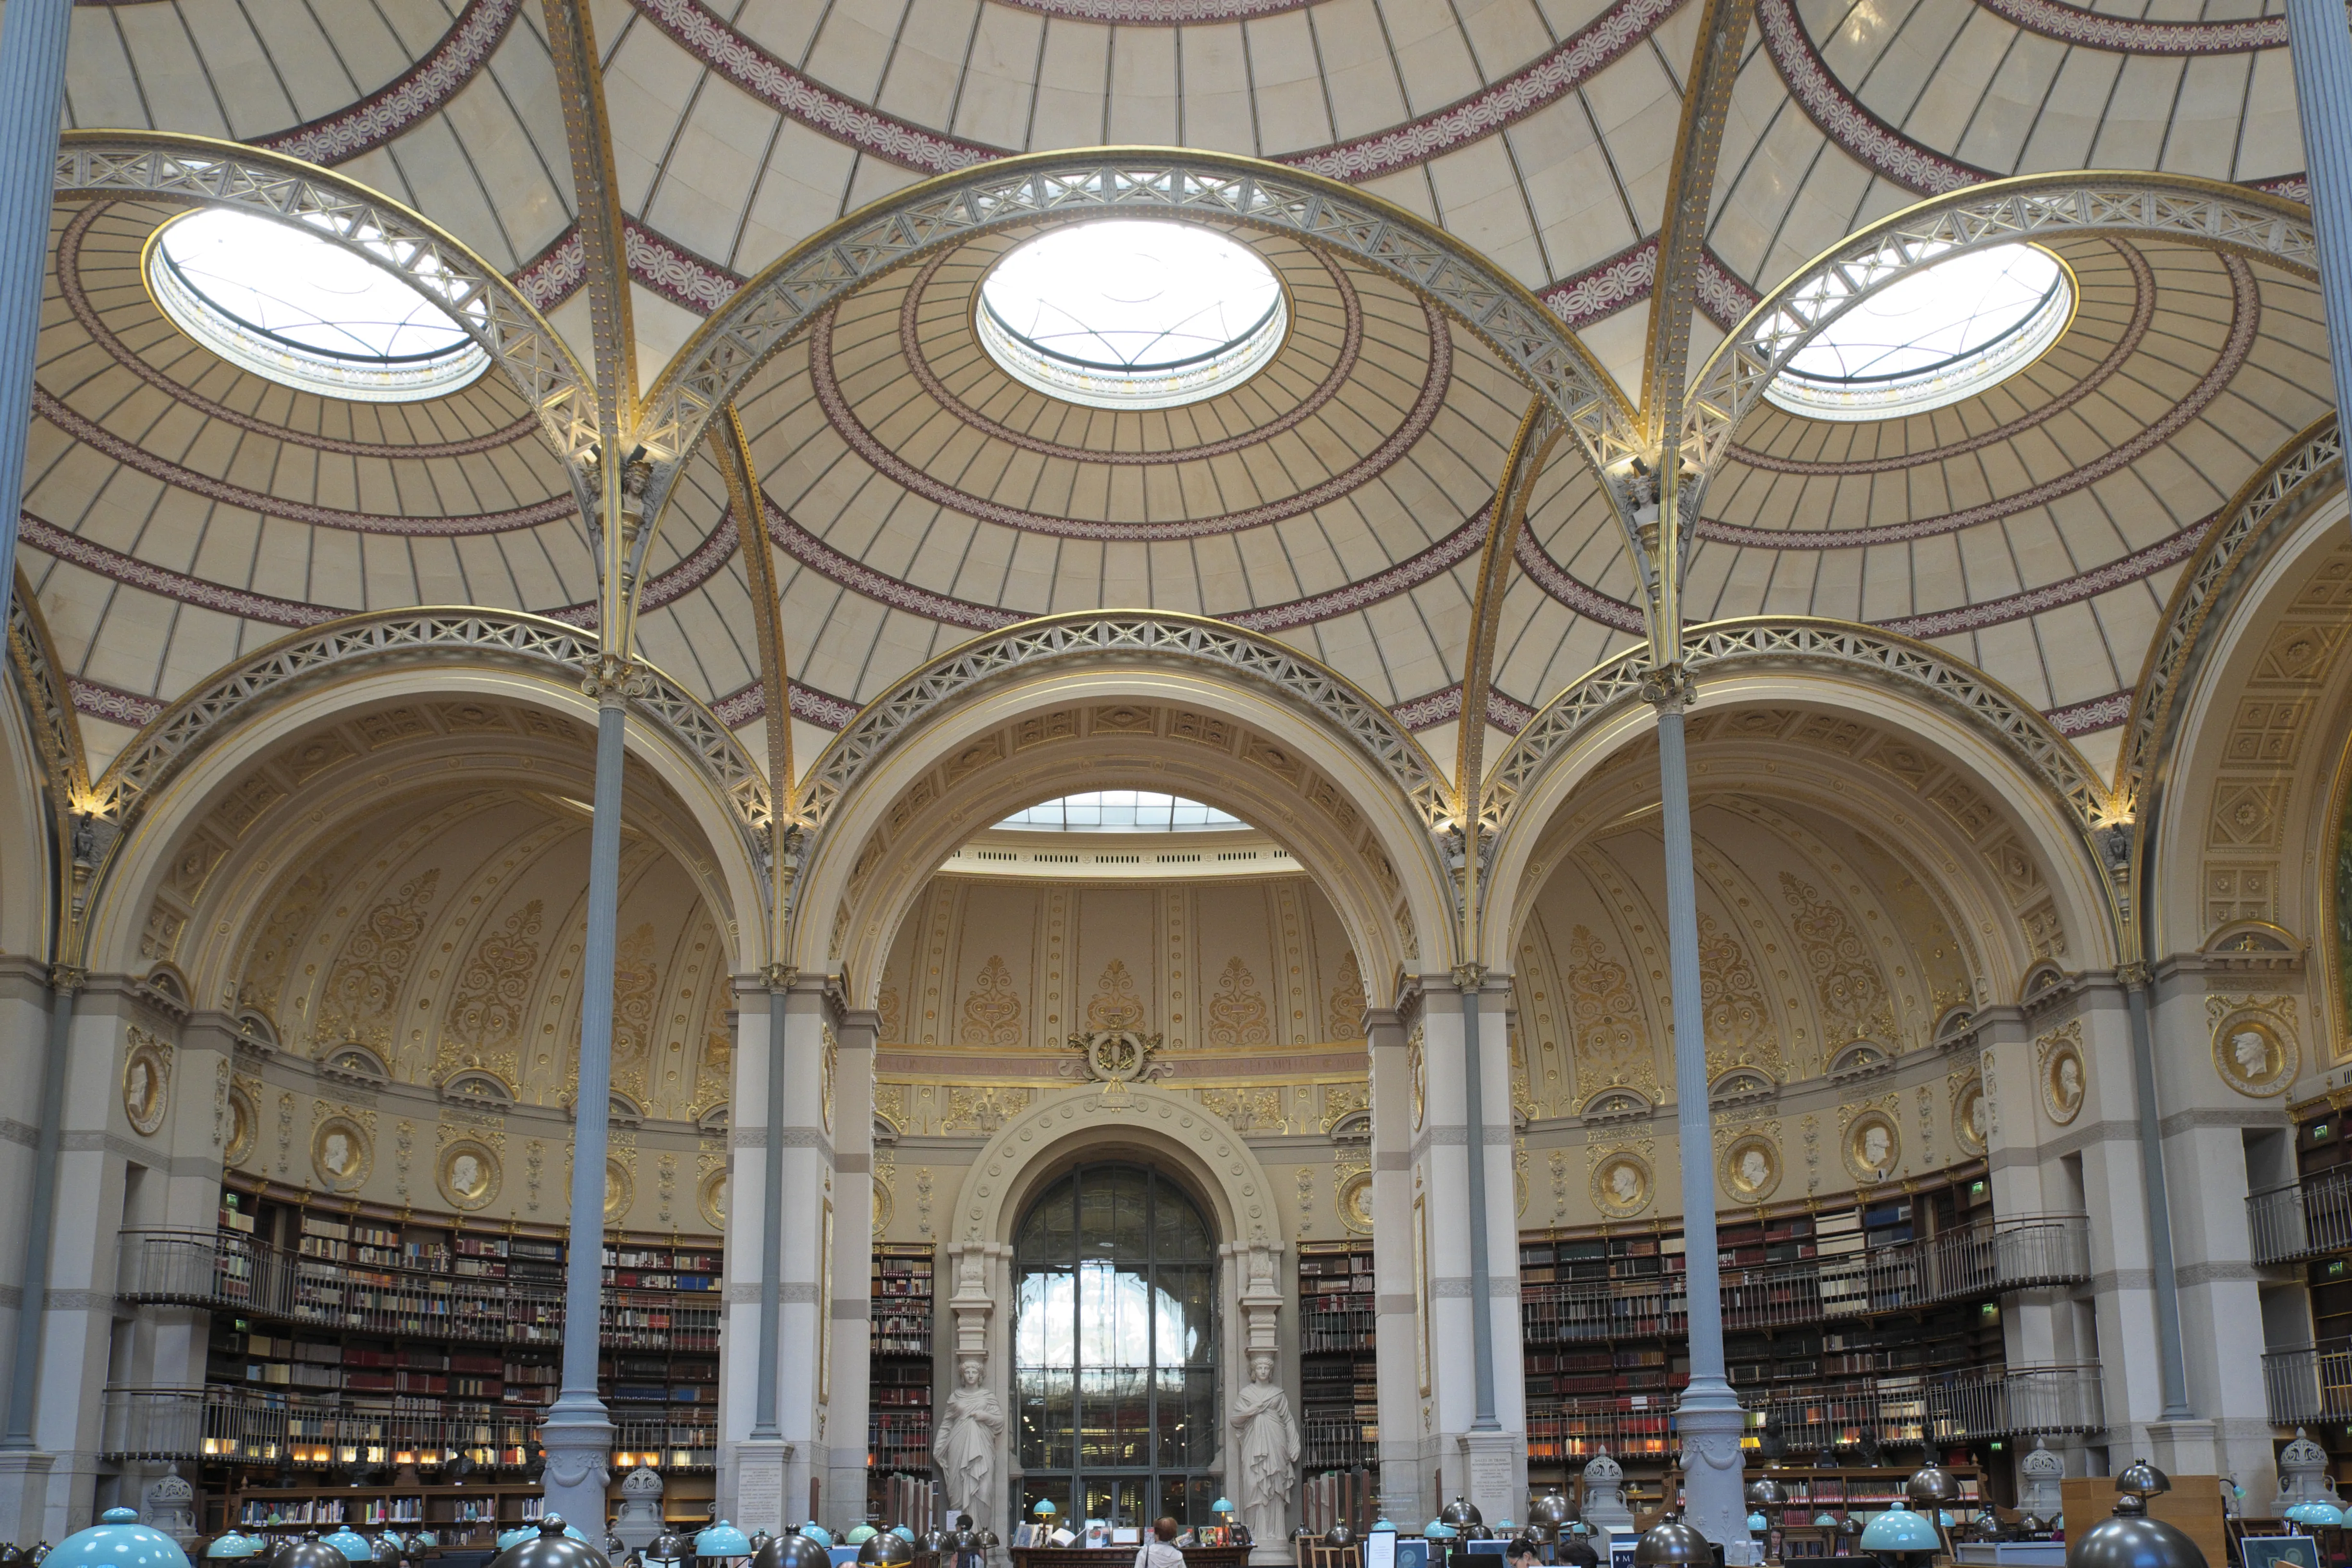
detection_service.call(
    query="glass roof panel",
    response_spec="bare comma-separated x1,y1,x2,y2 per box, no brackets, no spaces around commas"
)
976,220,1286,412
1764,243,2073,423
147,208,490,403
996,791,1248,832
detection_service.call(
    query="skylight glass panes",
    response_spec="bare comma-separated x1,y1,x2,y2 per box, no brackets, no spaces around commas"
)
148,208,491,403
1764,243,2074,422
976,220,1286,412
996,792,1247,832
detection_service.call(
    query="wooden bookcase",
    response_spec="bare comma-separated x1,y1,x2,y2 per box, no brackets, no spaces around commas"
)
868,1244,937,1518
1297,1241,1376,1473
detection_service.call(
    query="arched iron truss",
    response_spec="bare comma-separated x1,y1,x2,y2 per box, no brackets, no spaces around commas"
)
1677,174,2319,566
53,133,601,515
625,150,1649,604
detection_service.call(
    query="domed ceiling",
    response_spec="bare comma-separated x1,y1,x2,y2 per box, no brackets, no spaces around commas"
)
15,0,2341,797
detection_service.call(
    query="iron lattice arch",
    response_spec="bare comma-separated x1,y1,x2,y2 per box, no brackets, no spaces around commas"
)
1679,175,2320,524
790,613,1455,910
78,610,773,917
634,152,1646,553
1481,618,2114,846
54,133,600,491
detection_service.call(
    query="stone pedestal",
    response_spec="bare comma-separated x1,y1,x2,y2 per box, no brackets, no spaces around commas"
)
1461,1431,1520,1534
0,1450,56,1547
735,1440,793,1536
539,1399,615,1532
616,1466,666,1551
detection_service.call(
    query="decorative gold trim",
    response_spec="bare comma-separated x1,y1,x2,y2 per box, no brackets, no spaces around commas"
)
604,1155,635,1221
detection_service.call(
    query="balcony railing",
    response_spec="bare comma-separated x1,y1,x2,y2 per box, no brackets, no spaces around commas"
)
614,1416,718,1473
1301,1414,1377,1470
2263,1341,2352,1425
1299,1301,1376,1355
868,1409,935,1474
116,1232,716,1348
1524,1216,2089,1345
2248,1172,2352,1265
1525,1364,2103,1463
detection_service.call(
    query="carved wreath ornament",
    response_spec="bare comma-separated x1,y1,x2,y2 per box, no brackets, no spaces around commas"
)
1064,1028,1172,1088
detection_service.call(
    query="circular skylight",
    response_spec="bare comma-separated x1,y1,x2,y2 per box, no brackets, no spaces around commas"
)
147,208,490,403
976,220,1286,411
1764,243,2074,422
997,791,1246,832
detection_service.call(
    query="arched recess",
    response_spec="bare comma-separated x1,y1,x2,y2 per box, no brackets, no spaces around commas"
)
81,628,772,984
950,1082,1281,1250
787,615,1457,997
2139,464,2352,1007
1478,620,2122,979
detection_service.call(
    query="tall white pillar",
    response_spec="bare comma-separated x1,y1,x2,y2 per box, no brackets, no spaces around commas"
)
828,1008,878,1529
2283,0,2352,413
1365,1004,1427,1522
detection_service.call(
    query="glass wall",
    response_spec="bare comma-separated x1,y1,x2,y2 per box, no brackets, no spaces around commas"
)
1013,1164,1221,1529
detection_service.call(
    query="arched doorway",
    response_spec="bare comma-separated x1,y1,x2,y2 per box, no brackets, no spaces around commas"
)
1013,1163,1221,1529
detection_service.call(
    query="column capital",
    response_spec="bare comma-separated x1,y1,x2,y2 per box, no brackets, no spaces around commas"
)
48,963,87,996
1638,661,1697,712
580,652,647,702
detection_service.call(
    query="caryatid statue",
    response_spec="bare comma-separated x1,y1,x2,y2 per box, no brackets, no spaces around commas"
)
934,1354,1004,1531
1229,1352,1299,1545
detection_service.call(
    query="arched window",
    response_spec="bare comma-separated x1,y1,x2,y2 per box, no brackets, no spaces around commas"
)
1013,1163,1220,1528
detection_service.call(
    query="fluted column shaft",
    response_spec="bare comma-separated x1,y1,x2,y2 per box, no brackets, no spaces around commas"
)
2285,0,2352,414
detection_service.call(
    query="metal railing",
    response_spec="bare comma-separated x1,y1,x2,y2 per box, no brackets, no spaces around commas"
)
1300,1301,1376,1354
613,1417,718,1472
2263,1341,2352,1424
1523,1216,2089,1345
1301,1414,1377,1470
2248,1172,2352,1265
116,1231,718,1348
1524,1364,2103,1462
869,1410,935,1473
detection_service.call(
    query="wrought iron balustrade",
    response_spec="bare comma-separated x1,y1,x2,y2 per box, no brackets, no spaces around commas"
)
118,1229,293,1317
2262,1341,2352,1425
1301,1414,1378,1470
2248,1172,2352,1265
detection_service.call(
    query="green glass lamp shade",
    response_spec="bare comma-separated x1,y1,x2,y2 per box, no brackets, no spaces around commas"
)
843,1531,875,1547
696,1524,752,1560
795,1529,833,1551
319,1532,372,1564
44,1509,191,1568
207,1536,264,1560
888,1531,913,1546
1424,1525,1457,1541
1859,1506,1941,1554
1035,1505,1059,1520
1812,1517,1838,1529
2287,1503,2344,1529
1747,1516,1767,1534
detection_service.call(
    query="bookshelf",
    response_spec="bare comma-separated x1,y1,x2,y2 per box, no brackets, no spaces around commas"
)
1297,1242,1376,1473
869,1244,936,1519
189,1179,722,1534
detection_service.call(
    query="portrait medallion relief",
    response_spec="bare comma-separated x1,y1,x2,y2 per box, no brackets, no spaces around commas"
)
1842,1110,1901,1184
436,1140,502,1211
122,1036,170,1137
2212,1008,2297,1097
1407,1028,1426,1131
605,1157,634,1222
1591,1151,1653,1218
1952,1077,1988,1156
1719,1133,1782,1203
698,1168,728,1229
2041,1036,2086,1126
312,1115,372,1193
1337,1170,1374,1234
225,1087,257,1166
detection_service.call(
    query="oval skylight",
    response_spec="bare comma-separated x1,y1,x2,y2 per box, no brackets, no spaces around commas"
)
147,208,490,403
997,791,1246,832
976,220,1286,412
1764,243,2073,423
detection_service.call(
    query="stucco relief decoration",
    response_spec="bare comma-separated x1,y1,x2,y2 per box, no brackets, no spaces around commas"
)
1589,1144,1654,1218
1086,960,1147,1029
437,1139,502,1210
944,1086,1030,1133
315,867,440,1052
1698,913,1776,1079
1840,1106,1901,1184
878,982,903,1039
873,1152,895,1236
2037,1021,2086,1126
605,1156,634,1221
1718,1130,1781,1203
1200,1086,1283,1130
1327,950,1368,1038
959,955,1022,1047
1065,1028,1172,1090
822,1024,838,1133
698,1165,727,1227
226,1081,258,1166
435,898,542,1089
1407,1023,1426,1130
122,1029,171,1137
1781,874,1895,1044
312,1112,374,1193
1207,957,1273,1048
1566,924,1658,1102
1335,1157,1372,1234
610,924,660,1100
2209,996,2299,1097
1951,1071,1988,1156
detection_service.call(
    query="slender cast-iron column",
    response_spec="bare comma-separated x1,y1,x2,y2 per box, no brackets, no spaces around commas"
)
2283,0,2352,415
1650,673,1747,1546
750,974,790,1440
2,967,82,1452
2122,966,2193,1419
0,0,70,635
541,691,627,1524
1457,972,1499,1428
